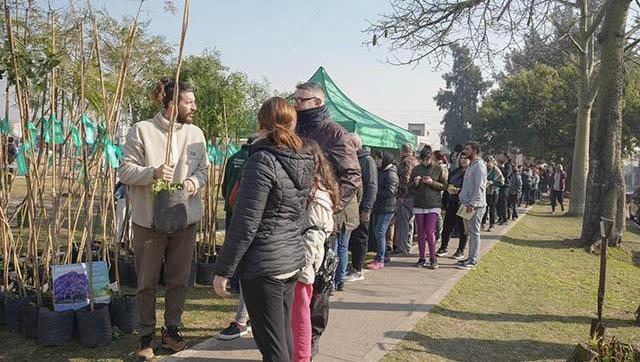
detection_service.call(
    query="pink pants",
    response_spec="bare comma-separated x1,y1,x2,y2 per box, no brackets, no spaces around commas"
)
291,281,313,362
415,212,439,260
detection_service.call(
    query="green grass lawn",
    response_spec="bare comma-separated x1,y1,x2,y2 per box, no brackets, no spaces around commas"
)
0,286,239,361
383,204,640,362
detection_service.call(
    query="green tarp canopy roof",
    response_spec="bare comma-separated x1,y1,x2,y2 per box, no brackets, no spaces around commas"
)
307,66,417,149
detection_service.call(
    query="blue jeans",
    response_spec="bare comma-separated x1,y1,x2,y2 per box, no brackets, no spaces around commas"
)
372,212,394,263
464,206,485,264
332,230,352,286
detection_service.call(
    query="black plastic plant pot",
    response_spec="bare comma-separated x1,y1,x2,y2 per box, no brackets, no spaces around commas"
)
118,258,137,289
0,292,5,325
196,262,216,286
109,295,137,334
22,302,39,339
188,261,198,287
4,293,26,333
152,189,189,234
37,307,75,346
75,303,112,347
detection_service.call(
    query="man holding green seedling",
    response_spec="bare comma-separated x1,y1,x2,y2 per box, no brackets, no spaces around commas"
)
119,78,209,361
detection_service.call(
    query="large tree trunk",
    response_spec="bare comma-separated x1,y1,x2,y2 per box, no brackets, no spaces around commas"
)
568,94,593,216
568,10,596,217
581,0,630,244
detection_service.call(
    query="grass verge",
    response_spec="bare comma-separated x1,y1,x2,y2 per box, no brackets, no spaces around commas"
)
383,204,640,362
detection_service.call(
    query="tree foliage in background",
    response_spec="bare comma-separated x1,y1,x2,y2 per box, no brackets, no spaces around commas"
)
1,1,276,142
434,44,491,149
474,64,577,163
476,62,640,163
131,50,275,140
366,0,638,244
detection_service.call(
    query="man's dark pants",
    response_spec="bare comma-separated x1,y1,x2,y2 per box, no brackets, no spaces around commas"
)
133,223,196,336
349,220,370,272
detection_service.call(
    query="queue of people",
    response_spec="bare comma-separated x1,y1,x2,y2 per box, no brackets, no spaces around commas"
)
121,77,565,362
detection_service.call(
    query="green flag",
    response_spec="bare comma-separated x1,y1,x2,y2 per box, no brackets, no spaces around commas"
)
42,116,51,144
54,118,64,145
70,125,82,147
26,122,37,144
17,143,28,176
82,115,97,145
103,138,122,169
207,142,216,163
0,117,10,135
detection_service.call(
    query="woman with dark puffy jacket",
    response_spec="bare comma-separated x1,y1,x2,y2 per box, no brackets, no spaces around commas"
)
367,150,399,270
213,97,313,362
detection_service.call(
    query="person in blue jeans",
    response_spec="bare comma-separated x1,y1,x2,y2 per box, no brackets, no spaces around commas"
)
332,228,352,291
367,150,399,270
456,142,487,270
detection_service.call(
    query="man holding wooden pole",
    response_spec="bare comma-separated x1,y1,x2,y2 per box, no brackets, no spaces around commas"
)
119,79,209,361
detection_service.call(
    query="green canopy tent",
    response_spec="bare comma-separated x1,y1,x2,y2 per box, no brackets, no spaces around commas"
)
306,66,417,150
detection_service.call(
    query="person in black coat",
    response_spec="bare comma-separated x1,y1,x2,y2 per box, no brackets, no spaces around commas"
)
367,150,399,270
436,155,470,259
213,97,313,362
346,134,378,282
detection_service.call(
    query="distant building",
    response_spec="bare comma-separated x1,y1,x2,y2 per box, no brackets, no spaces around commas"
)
408,123,425,137
407,123,436,150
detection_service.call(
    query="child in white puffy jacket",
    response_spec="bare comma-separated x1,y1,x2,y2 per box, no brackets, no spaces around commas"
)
292,140,339,362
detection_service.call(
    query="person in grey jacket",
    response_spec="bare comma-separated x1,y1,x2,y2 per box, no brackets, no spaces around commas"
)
456,142,487,270
346,135,378,282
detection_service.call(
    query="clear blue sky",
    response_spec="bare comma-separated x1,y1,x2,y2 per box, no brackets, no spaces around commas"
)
25,0,447,146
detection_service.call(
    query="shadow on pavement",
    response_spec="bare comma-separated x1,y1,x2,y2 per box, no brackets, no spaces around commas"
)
393,332,574,361
500,235,583,250
330,301,434,313
429,306,636,328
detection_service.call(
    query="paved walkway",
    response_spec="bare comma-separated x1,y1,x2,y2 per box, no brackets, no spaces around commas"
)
167,209,528,362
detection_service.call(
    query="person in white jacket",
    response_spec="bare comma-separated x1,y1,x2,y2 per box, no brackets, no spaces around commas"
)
292,139,339,362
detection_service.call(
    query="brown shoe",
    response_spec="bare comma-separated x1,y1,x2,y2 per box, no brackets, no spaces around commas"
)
137,334,155,361
161,326,187,352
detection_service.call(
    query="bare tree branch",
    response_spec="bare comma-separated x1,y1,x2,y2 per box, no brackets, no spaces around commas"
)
584,2,606,38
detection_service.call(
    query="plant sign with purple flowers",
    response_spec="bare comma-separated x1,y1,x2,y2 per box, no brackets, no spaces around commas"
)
52,261,111,311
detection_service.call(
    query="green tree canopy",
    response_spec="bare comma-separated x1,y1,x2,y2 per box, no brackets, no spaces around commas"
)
434,44,491,149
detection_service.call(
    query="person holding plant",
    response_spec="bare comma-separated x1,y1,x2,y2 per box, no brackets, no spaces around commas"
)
119,79,209,361
409,148,448,269
213,97,313,362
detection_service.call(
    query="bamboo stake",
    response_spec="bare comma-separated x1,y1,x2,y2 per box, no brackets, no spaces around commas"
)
4,0,41,304
164,0,191,165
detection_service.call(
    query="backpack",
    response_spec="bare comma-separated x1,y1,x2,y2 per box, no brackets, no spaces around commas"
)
313,232,337,295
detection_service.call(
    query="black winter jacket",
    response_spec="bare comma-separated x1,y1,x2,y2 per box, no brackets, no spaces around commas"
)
298,116,361,230
214,138,313,280
373,164,399,214
358,148,378,213
445,166,465,207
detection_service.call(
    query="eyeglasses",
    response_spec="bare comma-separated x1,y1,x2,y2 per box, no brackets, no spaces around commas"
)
293,97,319,105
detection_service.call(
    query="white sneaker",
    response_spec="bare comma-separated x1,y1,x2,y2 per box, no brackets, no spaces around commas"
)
344,270,364,282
